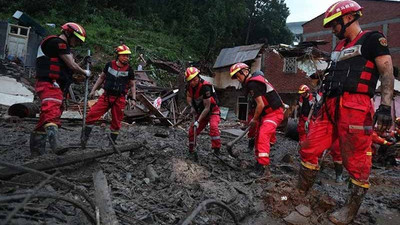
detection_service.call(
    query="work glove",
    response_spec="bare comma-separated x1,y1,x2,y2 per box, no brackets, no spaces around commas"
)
84,70,91,78
373,105,392,133
305,120,309,133
194,120,199,128
384,140,394,146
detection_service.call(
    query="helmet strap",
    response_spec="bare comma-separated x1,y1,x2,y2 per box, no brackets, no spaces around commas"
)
337,13,360,40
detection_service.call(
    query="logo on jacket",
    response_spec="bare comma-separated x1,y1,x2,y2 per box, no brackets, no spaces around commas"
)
379,37,388,47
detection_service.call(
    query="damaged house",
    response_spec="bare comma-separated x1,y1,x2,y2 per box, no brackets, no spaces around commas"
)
212,43,329,121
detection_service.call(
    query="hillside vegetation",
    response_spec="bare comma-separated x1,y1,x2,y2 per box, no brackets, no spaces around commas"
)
1,0,293,77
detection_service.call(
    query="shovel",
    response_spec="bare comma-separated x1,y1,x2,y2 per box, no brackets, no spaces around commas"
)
80,49,90,147
226,126,251,158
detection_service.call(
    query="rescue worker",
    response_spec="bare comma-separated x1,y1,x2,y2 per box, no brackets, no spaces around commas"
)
297,84,315,143
248,97,278,151
186,67,221,161
297,85,344,183
297,1,394,224
30,22,90,157
230,63,284,178
80,44,135,148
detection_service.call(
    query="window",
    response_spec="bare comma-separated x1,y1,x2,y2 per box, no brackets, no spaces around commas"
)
9,25,29,37
284,57,297,73
237,96,248,121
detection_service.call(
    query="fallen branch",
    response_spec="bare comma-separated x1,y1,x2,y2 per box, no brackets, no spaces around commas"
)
0,193,96,224
0,141,146,179
179,199,239,225
93,170,119,225
0,161,95,210
2,171,59,225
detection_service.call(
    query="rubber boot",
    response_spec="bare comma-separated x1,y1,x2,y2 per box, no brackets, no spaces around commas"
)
45,125,61,154
334,162,344,183
188,151,199,162
29,131,47,157
213,148,220,156
329,183,368,225
249,164,271,179
80,125,93,149
297,165,318,194
248,138,255,151
109,132,118,146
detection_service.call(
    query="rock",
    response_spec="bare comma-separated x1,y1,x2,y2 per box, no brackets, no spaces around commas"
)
318,195,336,211
143,178,150,184
283,211,310,225
295,204,312,217
126,172,132,182
281,153,293,163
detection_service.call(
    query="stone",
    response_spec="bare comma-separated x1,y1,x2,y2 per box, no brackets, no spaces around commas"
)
295,204,312,217
283,211,310,225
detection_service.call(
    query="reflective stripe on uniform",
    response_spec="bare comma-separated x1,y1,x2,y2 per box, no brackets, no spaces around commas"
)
42,97,62,103
258,152,269,157
348,125,373,131
301,161,320,171
263,119,277,127
350,177,370,188
211,136,220,140
44,123,58,128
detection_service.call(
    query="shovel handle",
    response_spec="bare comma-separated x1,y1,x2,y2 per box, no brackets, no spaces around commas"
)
81,49,91,133
227,126,251,148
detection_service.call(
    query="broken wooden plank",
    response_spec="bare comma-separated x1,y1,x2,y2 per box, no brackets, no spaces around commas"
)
93,170,119,225
0,141,146,179
137,93,173,126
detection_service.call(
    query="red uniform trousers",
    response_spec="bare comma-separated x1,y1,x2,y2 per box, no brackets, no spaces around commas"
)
299,92,373,188
255,108,284,166
34,81,64,131
86,94,126,132
329,139,343,163
248,110,277,144
188,114,221,152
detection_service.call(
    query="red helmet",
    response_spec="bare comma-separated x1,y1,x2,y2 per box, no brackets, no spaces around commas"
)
298,84,310,94
395,117,400,127
230,63,249,79
323,0,363,28
115,44,132,55
185,67,200,81
61,22,86,42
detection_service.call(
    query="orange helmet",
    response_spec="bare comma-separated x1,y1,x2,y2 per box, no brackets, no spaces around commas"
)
61,22,86,42
115,44,131,55
185,67,200,81
323,0,363,28
230,63,249,79
395,117,400,127
298,84,310,94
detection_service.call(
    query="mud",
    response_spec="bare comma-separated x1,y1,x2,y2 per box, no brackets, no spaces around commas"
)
0,112,399,225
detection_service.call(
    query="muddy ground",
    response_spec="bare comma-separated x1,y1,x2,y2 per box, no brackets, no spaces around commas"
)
0,105,399,225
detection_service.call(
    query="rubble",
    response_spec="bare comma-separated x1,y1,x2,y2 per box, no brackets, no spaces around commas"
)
0,57,399,225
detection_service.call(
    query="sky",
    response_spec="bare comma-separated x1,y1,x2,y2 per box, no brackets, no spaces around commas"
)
285,0,344,23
